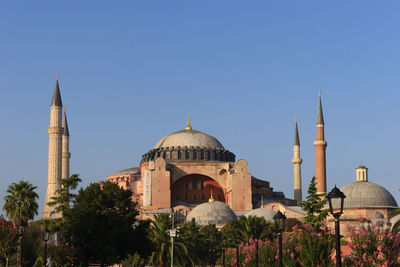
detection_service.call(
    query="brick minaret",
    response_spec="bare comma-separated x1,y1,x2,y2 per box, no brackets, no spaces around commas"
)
61,108,70,180
314,90,327,194
292,117,302,202
43,76,63,219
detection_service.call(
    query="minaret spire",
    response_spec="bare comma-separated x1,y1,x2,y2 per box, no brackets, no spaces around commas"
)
292,117,303,202
51,76,63,107
314,90,328,194
317,89,324,125
62,107,71,182
44,76,64,218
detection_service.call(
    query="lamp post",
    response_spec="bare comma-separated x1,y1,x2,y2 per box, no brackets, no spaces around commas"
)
43,228,50,267
327,186,346,267
169,211,176,267
273,211,286,267
252,222,262,267
233,230,241,267
221,235,226,267
16,220,27,267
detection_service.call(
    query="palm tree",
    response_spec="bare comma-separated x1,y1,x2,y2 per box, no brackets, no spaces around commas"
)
3,180,39,267
149,214,171,266
3,180,39,223
149,214,198,267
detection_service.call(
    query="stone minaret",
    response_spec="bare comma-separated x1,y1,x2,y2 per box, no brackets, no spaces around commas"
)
292,117,302,202
43,76,63,219
314,90,327,194
61,108,70,180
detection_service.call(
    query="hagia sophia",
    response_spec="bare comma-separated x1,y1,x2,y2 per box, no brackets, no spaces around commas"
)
44,77,399,235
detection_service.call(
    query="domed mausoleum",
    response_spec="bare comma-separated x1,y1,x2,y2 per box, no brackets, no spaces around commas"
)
245,207,276,223
186,197,237,228
329,165,398,236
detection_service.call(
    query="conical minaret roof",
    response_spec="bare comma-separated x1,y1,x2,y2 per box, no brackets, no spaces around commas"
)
317,90,324,125
62,109,69,136
294,118,300,146
50,76,63,107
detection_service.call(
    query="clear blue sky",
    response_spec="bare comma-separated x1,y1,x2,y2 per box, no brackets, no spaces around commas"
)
1,1,400,217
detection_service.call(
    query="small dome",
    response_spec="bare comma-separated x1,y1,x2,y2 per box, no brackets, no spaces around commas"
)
112,167,140,176
186,201,237,227
245,208,276,222
338,181,397,208
155,129,224,149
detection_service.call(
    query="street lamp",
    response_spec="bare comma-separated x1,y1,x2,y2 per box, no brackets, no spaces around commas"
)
233,230,241,267
169,211,176,267
252,222,262,267
16,220,27,267
273,211,286,267
327,186,346,267
43,228,50,267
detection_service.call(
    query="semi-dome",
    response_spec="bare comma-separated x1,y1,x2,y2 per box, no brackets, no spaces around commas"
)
186,200,237,227
340,181,397,208
245,208,276,222
154,129,224,149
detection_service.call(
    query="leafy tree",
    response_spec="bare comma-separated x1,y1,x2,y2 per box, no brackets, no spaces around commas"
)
3,180,39,223
21,223,43,267
63,182,146,266
45,174,82,233
0,217,18,267
300,176,329,230
198,224,223,267
221,220,243,248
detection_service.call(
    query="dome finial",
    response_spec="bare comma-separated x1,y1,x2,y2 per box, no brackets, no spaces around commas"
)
261,196,264,208
186,115,192,130
56,73,58,81
209,186,214,203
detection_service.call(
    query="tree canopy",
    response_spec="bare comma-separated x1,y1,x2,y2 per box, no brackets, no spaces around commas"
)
300,176,329,230
63,181,148,266
3,180,39,223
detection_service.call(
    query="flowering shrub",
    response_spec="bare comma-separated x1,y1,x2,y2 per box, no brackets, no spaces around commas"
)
345,223,400,266
224,224,333,267
0,217,19,266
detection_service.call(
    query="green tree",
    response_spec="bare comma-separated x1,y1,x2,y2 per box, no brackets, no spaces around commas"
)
0,217,18,267
300,176,329,230
3,180,39,223
148,214,196,267
63,182,146,266
198,224,223,267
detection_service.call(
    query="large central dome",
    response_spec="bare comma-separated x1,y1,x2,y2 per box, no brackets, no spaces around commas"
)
141,122,235,163
154,129,224,149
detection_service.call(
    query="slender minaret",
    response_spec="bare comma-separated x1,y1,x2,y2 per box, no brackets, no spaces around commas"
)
314,90,328,194
43,75,63,219
61,108,70,180
292,117,303,202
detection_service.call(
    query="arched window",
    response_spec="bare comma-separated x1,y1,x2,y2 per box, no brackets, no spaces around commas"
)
192,178,197,189
201,194,205,201
176,194,180,201
218,195,221,201
193,194,197,201
184,194,188,201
